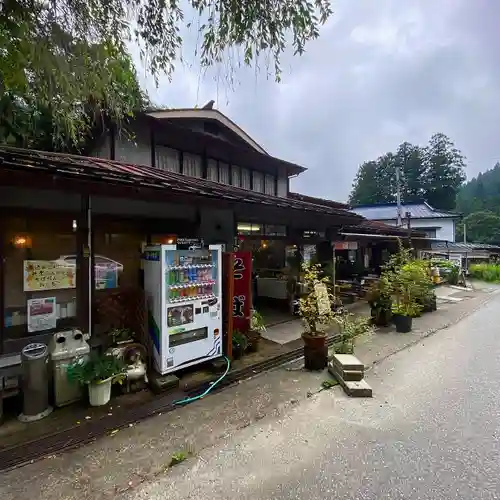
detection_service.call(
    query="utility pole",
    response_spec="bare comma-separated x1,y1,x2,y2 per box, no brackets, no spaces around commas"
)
396,165,402,227
463,223,467,243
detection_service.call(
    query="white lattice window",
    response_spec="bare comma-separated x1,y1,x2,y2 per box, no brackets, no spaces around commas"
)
182,153,202,177
156,146,180,173
240,168,251,190
231,165,241,187
207,159,218,182
219,162,230,184
253,171,264,193
265,174,276,195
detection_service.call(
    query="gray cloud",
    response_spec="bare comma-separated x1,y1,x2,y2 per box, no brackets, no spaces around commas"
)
134,0,500,202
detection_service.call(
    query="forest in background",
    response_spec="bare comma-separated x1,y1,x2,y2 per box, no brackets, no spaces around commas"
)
455,164,500,243
349,133,500,244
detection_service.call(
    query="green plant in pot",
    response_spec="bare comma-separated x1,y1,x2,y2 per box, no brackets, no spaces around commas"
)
390,266,423,333
232,331,248,360
67,353,126,406
334,309,373,354
367,275,392,327
299,262,335,370
245,309,266,353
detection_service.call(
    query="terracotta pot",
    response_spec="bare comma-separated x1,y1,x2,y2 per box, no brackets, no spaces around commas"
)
301,332,328,371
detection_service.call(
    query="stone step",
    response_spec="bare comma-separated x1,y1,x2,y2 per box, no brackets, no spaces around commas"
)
149,373,180,394
331,354,365,372
328,362,364,382
341,378,373,398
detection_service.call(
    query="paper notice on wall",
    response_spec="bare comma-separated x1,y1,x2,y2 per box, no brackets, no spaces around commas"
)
24,260,75,291
27,297,57,333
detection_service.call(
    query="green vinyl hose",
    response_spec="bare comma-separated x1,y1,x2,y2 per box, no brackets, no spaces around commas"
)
173,355,231,406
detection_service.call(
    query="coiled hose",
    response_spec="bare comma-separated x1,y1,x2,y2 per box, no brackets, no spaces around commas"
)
173,355,231,406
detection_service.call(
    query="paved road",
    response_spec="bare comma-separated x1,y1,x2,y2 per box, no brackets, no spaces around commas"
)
123,295,500,500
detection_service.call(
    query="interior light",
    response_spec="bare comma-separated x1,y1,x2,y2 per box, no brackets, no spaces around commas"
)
13,235,32,249
72,220,77,231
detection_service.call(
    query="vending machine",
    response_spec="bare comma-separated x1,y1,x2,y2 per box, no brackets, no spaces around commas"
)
142,240,223,375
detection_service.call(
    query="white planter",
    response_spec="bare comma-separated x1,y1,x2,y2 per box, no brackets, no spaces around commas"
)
88,378,112,406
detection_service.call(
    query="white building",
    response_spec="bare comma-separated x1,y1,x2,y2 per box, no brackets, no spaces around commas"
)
351,202,460,242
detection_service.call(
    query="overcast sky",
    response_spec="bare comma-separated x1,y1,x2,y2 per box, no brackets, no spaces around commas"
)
133,0,500,203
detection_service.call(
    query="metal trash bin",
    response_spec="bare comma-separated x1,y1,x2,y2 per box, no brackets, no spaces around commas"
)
50,330,90,407
19,343,53,422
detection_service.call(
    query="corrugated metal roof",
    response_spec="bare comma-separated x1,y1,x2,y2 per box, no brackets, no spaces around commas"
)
342,219,426,237
0,146,361,221
352,202,458,220
431,241,500,252
288,192,349,210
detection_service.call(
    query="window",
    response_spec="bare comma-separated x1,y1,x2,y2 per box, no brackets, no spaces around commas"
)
241,168,251,190
156,146,180,173
93,230,142,290
264,174,276,196
207,159,218,182
3,215,78,343
219,163,230,184
237,223,286,237
253,171,264,193
237,223,262,235
231,165,241,188
183,153,202,177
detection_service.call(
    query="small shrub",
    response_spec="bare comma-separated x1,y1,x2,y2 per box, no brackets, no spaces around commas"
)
469,263,500,283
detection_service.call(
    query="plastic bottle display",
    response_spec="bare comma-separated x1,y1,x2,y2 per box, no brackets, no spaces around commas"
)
167,264,216,302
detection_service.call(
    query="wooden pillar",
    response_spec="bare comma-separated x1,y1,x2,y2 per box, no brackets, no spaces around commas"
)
76,195,92,334
222,252,234,359
0,211,5,354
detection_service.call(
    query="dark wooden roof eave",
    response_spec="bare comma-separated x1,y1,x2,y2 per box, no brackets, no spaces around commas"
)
0,146,362,226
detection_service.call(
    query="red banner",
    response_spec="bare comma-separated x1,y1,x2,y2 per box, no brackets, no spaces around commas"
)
232,251,252,332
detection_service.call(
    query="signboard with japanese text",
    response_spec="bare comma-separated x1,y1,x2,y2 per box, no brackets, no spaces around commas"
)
24,260,76,292
27,297,57,332
232,251,252,332
333,241,358,251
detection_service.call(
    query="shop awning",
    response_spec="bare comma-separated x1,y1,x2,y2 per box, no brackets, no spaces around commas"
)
0,146,363,224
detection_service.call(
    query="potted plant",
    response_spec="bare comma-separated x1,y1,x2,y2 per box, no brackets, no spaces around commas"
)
334,309,373,354
367,275,392,326
422,290,437,312
67,353,126,406
391,302,420,333
245,309,266,353
299,262,335,370
232,331,248,360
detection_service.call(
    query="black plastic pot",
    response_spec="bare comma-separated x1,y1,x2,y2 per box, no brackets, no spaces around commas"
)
393,314,412,333
232,344,244,360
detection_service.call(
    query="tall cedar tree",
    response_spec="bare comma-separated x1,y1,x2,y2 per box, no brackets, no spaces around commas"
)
349,133,466,211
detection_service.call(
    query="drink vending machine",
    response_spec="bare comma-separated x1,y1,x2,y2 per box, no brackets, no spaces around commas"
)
142,241,223,375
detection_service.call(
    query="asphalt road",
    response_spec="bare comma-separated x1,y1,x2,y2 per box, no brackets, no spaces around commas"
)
123,295,500,500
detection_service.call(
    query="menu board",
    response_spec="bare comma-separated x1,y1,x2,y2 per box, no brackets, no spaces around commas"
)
314,283,331,316
24,260,76,292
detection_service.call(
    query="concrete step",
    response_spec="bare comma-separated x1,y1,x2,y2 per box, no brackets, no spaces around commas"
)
331,354,365,372
328,361,364,382
341,378,373,398
149,373,180,394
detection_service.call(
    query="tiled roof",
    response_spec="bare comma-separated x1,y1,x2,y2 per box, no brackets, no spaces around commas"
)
351,202,459,220
0,146,361,221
